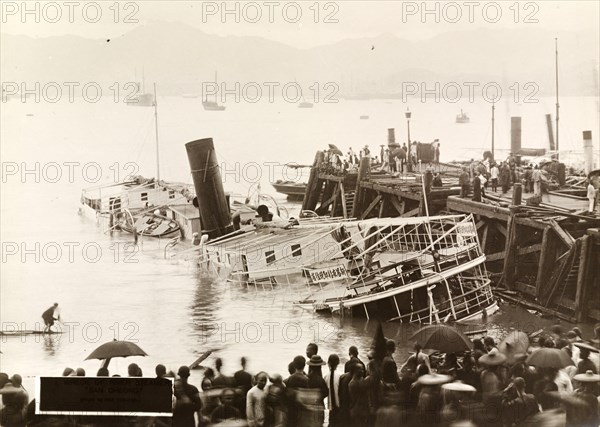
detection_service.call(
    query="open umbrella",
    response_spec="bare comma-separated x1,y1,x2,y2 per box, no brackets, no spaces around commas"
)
525,348,573,369
85,339,147,368
329,148,343,156
390,148,406,159
498,331,529,364
479,352,507,367
410,325,472,354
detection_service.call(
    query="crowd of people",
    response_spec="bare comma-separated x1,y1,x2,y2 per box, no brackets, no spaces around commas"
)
2,324,599,427
321,140,441,176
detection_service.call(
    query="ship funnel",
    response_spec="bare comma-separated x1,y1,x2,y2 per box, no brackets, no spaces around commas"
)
185,138,234,239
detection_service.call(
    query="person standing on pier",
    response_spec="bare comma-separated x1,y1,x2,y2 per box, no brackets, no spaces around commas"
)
500,162,512,194
41,303,59,333
532,165,543,197
587,180,597,213
459,168,470,198
490,163,499,192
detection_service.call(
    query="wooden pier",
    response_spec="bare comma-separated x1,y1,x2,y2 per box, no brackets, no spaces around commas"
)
302,151,600,322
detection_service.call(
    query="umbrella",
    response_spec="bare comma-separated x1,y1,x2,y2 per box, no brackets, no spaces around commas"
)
328,143,340,150
370,321,387,362
410,325,472,354
442,381,477,392
479,352,507,366
525,348,574,369
329,148,343,156
573,342,599,353
572,370,600,383
498,331,530,364
85,339,147,368
390,148,406,159
417,373,452,386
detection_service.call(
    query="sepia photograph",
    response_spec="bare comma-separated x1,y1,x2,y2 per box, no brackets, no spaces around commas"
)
1,1,599,426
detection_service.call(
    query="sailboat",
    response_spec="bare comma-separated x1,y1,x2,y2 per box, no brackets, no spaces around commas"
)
296,79,313,108
455,109,469,123
126,69,155,107
203,71,226,111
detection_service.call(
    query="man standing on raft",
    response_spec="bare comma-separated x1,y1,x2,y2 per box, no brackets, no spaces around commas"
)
41,303,59,333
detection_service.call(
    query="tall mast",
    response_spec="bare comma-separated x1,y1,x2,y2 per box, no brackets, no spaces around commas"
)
153,83,160,181
491,101,495,159
555,38,559,160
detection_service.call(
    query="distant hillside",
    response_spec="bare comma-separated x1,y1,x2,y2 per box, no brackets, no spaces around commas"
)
1,22,597,97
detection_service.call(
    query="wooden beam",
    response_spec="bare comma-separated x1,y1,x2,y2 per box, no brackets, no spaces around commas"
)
502,213,518,289
378,197,386,218
401,207,420,218
518,243,543,256
360,194,382,220
447,196,510,221
575,235,590,322
320,184,340,212
476,220,486,230
493,222,507,237
339,182,348,219
481,224,489,252
549,219,575,248
486,251,505,262
389,196,405,215
536,226,556,297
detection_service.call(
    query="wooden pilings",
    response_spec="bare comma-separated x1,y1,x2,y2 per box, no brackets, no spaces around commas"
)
302,151,325,212
351,157,370,218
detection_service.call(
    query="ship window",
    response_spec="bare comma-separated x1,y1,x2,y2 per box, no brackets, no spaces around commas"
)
291,244,302,257
169,190,175,199
265,250,276,265
141,192,148,201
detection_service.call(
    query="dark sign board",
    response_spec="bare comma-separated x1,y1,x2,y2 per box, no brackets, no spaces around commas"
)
36,377,173,416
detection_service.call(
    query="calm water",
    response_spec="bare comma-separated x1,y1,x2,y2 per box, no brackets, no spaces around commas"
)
1,96,598,393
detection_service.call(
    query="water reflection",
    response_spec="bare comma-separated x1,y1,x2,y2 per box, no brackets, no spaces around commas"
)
42,334,60,356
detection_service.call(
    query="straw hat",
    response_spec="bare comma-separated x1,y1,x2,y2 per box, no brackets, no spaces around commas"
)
306,355,326,366
572,370,600,383
479,352,507,366
417,373,452,386
573,342,599,353
441,381,476,392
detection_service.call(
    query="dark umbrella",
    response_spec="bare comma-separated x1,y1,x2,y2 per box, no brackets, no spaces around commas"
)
371,321,387,362
410,325,472,354
479,351,507,366
85,339,148,368
525,348,574,369
329,148,343,156
499,331,529,364
390,148,406,159
328,143,340,151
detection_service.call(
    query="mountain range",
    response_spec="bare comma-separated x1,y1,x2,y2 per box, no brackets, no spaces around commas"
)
2,21,598,97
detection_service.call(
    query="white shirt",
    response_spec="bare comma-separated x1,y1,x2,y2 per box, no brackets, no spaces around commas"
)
588,184,596,200
323,370,341,410
490,166,499,180
246,385,267,427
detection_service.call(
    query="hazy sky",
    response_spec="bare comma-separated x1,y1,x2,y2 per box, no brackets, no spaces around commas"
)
1,1,598,48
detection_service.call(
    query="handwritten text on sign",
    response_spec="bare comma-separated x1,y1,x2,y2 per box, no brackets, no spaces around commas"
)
307,265,347,283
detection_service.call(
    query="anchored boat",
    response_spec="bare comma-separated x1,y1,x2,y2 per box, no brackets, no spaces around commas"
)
455,109,470,123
